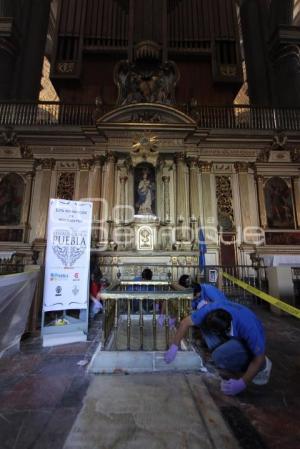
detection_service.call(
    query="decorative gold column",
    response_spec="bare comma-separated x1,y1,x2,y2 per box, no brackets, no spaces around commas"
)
116,168,129,250
100,152,117,244
235,162,252,231
256,175,268,228
162,175,170,222
89,156,104,242
119,171,128,223
200,162,214,230
189,157,201,223
21,172,34,242
292,176,300,228
77,159,91,200
30,159,55,241
175,153,189,240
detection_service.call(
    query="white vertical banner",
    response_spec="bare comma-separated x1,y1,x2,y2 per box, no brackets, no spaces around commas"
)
43,199,93,312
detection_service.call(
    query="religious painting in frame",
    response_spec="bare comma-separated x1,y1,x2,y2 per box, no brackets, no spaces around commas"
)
0,173,24,225
264,177,295,229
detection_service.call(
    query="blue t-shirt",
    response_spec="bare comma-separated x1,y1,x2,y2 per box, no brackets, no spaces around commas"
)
191,301,266,356
192,284,228,309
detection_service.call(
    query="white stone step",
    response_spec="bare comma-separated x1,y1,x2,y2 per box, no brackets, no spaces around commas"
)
88,348,206,374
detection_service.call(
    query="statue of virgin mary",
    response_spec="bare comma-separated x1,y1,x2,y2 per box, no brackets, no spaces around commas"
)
136,169,155,215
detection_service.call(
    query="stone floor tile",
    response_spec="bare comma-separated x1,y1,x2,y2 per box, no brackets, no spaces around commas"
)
60,375,91,407
0,375,73,410
0,410,52,449
31,407,79,449
33,355,86,376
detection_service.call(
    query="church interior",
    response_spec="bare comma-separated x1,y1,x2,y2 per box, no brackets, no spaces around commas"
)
0,1,300,449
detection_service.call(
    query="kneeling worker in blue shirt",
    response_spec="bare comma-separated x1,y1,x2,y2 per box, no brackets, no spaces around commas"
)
164,301,272,396
191,283,228,310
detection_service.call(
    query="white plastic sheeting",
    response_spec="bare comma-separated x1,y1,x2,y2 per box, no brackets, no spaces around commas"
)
0,270,39,358
263,255,300,267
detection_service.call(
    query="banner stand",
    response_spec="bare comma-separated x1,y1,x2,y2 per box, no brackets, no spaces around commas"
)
41,292,89,347
41,199,93,347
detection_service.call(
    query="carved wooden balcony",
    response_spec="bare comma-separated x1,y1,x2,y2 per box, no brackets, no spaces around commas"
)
0,101,299,130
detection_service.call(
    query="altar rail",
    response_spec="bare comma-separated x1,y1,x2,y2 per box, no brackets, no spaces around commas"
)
101,281,193,351
0,260,24,275
1,102,300,130
97,261,269,305
220,265,269,306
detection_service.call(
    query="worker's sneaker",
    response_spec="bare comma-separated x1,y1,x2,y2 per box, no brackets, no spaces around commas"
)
252,356,272,385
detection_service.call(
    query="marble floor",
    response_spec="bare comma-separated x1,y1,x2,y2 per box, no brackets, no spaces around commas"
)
0,307,299,449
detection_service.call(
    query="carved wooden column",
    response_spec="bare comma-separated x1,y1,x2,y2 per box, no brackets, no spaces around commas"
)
256,175,268,229
292,176,300,228
175,153,189,240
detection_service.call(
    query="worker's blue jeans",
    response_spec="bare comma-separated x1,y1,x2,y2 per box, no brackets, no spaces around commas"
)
202,331,252,372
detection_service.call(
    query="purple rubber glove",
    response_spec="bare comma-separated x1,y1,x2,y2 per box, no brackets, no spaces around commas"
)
168,318,176,329
157,315,176,329
221,378,246,396
164,344,178,364
157,315,165,328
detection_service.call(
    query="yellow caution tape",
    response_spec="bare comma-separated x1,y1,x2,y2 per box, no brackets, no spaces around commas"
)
222,271,300,319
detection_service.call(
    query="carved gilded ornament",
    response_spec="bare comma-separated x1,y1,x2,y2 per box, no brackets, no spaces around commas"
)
220,64,237,77
20,146,33,159
120,175,128,184
105,151,117,164
0,148,17,157
138,227,153,250
200,161,213,173
35,158,55,170
56,62,75,73
234,162,249,173
216,176,234,231
269,151,291,163
78,159,93,170
257,149,270,162
255,175,266,187
291,149,300,162
131,133,159,167
94,156,105,167
175,152,186,164
56,172,75,200
188,158,199,169
213,163,232,172
199,149,256,158
272,132,288,150
56,161,78,170
1,129,18,146
114,59,179,106
25,172,34,181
